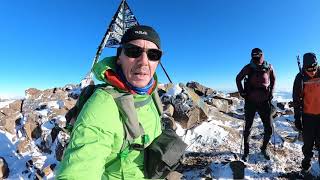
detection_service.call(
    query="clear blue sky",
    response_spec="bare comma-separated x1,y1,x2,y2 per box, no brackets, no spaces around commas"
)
1,0,319,97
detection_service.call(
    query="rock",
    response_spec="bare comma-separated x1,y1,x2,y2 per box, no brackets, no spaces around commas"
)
288,101,294,108
162,116,177,130
63,99,76,111
0,112,19,134
165,171,183,180
0,107,17,117
0,157,9,179
24,117,42,140
50,108,68,119
163,104,174,117
277,102,286,110
174,106,203,129
161,83,175,92
55,142,66,161
228,91,241,99
25,88,42,100
17,139,31,154
284,109,294,115
0,159,9,179
182,86,209,119
63,84,78,92
42,164,56,177
186,81,216,96
55,131,70,161
207,98,230,113
50,126,61,143
9,100,23,112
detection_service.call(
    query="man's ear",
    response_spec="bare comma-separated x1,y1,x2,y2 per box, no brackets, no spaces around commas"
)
116,47,122,57
116,57,121,65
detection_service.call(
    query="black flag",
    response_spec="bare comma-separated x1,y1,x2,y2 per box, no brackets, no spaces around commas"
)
105,0,139,47
91,0,139,70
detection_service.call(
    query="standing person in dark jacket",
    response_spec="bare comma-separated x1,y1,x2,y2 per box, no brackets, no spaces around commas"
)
293,52,320,173
236,48,276,161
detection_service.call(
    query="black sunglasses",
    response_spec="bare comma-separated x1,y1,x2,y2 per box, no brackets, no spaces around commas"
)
306,66,318,72
122,43,162,61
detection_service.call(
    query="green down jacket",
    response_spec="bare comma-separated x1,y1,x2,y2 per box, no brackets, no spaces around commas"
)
56,57,162,180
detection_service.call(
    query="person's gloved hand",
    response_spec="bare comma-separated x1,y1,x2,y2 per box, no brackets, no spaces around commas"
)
294,118,302,131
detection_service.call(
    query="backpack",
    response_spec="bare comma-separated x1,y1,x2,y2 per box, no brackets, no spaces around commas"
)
244,61,271,93
64,84,187,179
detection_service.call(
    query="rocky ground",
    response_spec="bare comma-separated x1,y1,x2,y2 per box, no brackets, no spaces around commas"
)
0,81,319,179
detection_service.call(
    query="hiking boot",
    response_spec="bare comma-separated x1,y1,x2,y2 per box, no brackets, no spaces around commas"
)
261,149,270,160
301,167,312,178
241,153,248,162
301,158,311,172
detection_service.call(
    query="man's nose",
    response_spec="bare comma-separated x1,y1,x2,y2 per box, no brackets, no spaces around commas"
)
137,51,149,64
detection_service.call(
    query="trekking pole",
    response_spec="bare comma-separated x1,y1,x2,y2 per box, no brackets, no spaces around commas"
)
239,107,245,160
185,135,202,151
296,55,304,135
181,134,202,164
271,120,276,153
160,62,173,83
270,101,276,153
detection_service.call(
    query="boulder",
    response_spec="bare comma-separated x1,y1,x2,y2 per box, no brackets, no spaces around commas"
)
207,98,230,113
165,171,183,180
17,139,31,154
25,88,42,100
288,101,294,108
0,112,19,134
163,104,174,117
9,100,23,112
162,116,177,130
173,106,204,129
228,91,241,99
55,142,65,161
172,85,209,129
186,81,216,96
42,164,56,177
0,157,9,179
24,117,42,140
277,102,286,110
284,109,294,115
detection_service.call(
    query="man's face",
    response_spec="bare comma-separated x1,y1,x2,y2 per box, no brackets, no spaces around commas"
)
117,39,160,88
305,66,318,78
252,53,264,65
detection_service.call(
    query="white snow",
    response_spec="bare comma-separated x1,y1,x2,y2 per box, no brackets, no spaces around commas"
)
0,100,15,108
47,100,64,109
166,84,182,96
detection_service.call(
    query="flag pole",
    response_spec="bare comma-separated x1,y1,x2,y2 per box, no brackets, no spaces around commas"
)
160,62,173,83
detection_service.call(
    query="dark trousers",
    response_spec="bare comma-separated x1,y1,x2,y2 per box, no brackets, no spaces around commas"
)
301,114,320,168
243,100,273,154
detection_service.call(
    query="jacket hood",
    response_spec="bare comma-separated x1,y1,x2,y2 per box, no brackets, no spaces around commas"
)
92,56,158,93
93,56,117,83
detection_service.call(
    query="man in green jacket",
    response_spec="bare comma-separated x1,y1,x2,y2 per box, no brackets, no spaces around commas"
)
57,25,163,179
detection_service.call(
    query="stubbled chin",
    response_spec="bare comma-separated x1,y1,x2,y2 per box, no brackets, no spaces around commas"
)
128,74,151,87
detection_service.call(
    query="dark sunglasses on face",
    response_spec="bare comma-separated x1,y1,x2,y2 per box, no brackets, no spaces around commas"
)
122,43,162,61
306,65,318,72
252,52,262,58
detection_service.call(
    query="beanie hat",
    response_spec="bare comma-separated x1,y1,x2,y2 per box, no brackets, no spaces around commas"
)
303,52,317,67
251,48,263,58
121,25,161,48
